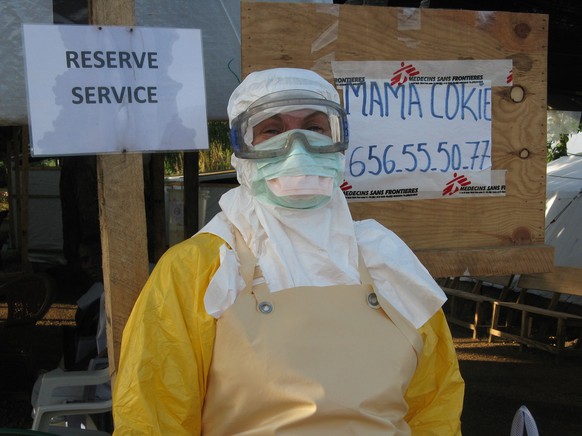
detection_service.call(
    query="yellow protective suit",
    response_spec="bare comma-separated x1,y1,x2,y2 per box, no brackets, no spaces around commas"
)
112,232,464,435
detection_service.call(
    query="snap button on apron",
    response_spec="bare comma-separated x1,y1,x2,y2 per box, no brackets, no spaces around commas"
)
258,301,273,314
367,292,380,309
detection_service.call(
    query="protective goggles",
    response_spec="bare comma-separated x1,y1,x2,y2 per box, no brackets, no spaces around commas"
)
230,90,349,159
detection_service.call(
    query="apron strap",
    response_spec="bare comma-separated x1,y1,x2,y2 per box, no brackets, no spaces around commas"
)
233,227,272,304
233,228,423,352
358,252,424,358
233,227,255,294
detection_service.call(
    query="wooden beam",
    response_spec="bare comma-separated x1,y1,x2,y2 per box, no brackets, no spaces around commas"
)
5,130,19,268
90,0,149,375
150,154,167,262
416,245,554,278
183,151,199,237
97,154,149,373
518,266,582,296
20,127,30,271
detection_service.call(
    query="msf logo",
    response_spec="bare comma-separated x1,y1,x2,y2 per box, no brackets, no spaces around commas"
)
506,67,513,85
340,180,352,191
442,173,471,196
390,62,420,86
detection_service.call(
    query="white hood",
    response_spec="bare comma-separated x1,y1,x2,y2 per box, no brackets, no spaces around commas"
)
199,67,446,328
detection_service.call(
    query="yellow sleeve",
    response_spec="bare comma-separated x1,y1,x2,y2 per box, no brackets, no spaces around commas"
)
404,309,465,435
112,233,223,435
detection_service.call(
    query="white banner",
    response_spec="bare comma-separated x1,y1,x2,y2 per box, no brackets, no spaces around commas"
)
23,24,208,156
333,60,510,201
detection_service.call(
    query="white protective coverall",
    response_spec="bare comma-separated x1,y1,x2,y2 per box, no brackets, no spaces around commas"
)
112,68,464,435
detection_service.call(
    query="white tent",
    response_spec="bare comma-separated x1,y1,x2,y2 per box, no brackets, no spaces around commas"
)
1,0,332,125
545,154,582,267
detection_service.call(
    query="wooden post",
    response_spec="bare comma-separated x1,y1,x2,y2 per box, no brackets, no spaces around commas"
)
90,0,150,376
151,154,167,262
5,131,18,266
5,126,27,273
20,127,30,272
183,151,199,237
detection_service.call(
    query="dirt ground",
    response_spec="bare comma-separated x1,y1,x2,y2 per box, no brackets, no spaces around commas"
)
452,325,582,435
2,300,582,434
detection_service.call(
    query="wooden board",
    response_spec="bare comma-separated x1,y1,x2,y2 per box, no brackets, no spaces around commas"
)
519,266,582,296
97,154,150,374
91,0,150,375
241,3,553,277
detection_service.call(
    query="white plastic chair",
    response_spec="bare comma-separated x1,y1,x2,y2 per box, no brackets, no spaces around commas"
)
510,405,539,436
30,360,111,435
30,283,112,435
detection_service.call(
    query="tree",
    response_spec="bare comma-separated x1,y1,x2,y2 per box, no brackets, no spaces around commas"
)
547,113,581,162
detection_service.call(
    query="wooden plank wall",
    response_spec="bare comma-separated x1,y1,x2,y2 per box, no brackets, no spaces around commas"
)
241,3,554,278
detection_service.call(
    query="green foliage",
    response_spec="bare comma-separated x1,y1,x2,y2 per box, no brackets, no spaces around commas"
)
547,133,569,162
163,121,233,176
29,158,59,168
207,120,230,146
0,190,8,212
547,116,581,162
199,121,232,173
164,152,183,176
198,143,232,174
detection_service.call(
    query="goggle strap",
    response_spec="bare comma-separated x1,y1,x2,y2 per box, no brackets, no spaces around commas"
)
230,127,241,154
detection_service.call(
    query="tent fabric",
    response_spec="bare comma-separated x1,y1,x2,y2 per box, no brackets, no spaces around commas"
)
0,0,53,126
1,1,333,125
136,0,333,121
545,155,582,268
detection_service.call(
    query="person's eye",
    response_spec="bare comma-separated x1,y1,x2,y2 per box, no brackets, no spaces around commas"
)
303,113,331,136
304,122,331,136
254,118,284,136
305,124,326,133
261,127,283,136
253,121,285,144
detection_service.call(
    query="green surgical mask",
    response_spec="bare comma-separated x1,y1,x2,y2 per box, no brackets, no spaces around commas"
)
251,131,345,209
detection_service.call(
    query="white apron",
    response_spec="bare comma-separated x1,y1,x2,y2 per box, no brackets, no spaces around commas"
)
202,232,423,435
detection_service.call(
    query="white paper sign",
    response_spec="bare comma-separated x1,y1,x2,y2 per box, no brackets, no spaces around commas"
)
333,60,510,201
23,24,208,156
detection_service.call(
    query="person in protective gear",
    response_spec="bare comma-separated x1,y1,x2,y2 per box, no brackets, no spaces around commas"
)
112,68,465,435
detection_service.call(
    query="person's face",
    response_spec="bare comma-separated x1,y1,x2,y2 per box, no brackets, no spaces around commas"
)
252,109,332,145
